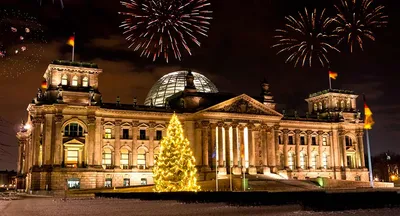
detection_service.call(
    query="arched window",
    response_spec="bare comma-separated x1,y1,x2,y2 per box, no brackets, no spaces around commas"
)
346,99,351,109
72,75,78,86
61,74,68,85
64,123,84,137
137,148,146,169
319,102,323,110
288,152,294,170
340,100,345,109
120,148,129,169
300,152,306,169
345,136,353,146
311,152,317,169
82,77,89,87
322,153,328,169
313,103,318,111
102,148,112,169
154,148,160,165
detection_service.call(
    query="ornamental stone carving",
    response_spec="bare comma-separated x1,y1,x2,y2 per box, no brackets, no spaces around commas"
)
211,99,271,115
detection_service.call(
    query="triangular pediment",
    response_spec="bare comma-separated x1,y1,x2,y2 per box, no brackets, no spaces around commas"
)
199,94,283,117
63,138,85,145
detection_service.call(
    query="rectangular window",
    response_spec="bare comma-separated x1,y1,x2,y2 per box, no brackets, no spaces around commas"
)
288,136,294,144
123,178,130,187
300,136,305,145
347,155,353,168
312,137,317,145
67,178,80,189
322,137,327,146
102,153,112,166
122,129,129,139
120,153,129,168
139,130,146,140
137,154,146,168
156,130,162,140
141,178,147,185
278,135,282,144
105,178,112,187
67,150,78,164
104,128,112,139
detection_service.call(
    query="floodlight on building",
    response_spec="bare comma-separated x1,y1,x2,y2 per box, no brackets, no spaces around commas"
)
24,123,31,130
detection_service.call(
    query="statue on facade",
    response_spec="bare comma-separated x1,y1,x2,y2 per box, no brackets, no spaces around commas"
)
89,89,96,106
36,88,43,100
133,97,137,107
57,83,63,103
116,96,120,106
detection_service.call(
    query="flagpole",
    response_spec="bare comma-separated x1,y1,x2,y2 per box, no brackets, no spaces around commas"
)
72,32,75,62
365,129,374,188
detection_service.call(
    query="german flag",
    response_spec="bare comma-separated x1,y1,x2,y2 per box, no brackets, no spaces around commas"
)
363,95,375,130
329,71,338,80
67,36,75,47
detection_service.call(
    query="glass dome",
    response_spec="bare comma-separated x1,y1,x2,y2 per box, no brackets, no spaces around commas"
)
144,70,218,107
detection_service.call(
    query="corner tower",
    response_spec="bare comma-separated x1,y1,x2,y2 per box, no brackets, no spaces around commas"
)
38,60,102,106
305,89,361,122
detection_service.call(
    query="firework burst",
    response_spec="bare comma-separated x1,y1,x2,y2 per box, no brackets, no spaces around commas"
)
119,0,212,63
272,8,339,68
37,0,64,8
333,0,388,53
0,9,46,78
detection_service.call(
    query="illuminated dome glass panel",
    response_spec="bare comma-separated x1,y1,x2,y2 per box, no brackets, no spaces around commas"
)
144,70,218,107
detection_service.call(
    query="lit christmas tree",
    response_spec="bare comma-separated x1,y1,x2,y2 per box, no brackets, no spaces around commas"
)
153,113,200,192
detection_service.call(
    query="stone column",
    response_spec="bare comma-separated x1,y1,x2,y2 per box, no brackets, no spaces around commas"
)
318,131,324,169
274,125,280,169
210,123,216,168
42,114,53,165
195,122,202,166
114,120,121,168
17,139,24,173
149,122,156,167
132,122,139,168
282,129,289,168
295,129,301,169
247,124,255,168
329,132,335,169
217,122,224,167
93,118,103,166
307,130,312,169
201,121,210,170
267,126,276,169
238,125,245,168
261,125,268,168
339,130,347,167
53,114,63,165
223,124,231,168
32,117,43,166
357,130,365,167
87,116,96,165
232,123,239,167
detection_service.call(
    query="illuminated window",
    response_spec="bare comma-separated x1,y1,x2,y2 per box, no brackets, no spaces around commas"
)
319,102,323,110
137,148,146,169
105,178,112,187
67,150,78,165
120,149,129,169
322,136,328,146
322,153,328,169
82,77,89,87
123,178,130,186
346,100,351,109
299,152,306,169
311,152,317,169
64,123,84,137
67,178,80,189
313,103,318,111
102,149,112,168
288,152,294,170
72,75,78,86
104,128,112,139
61,74,68,85
340,101,345,109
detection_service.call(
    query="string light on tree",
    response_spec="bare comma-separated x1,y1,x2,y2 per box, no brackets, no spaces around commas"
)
153,113,200,192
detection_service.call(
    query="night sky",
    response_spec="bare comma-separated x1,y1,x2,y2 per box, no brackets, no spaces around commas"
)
0,0,399,170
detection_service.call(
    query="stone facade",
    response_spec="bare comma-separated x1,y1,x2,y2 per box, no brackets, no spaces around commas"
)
16,61,368,191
